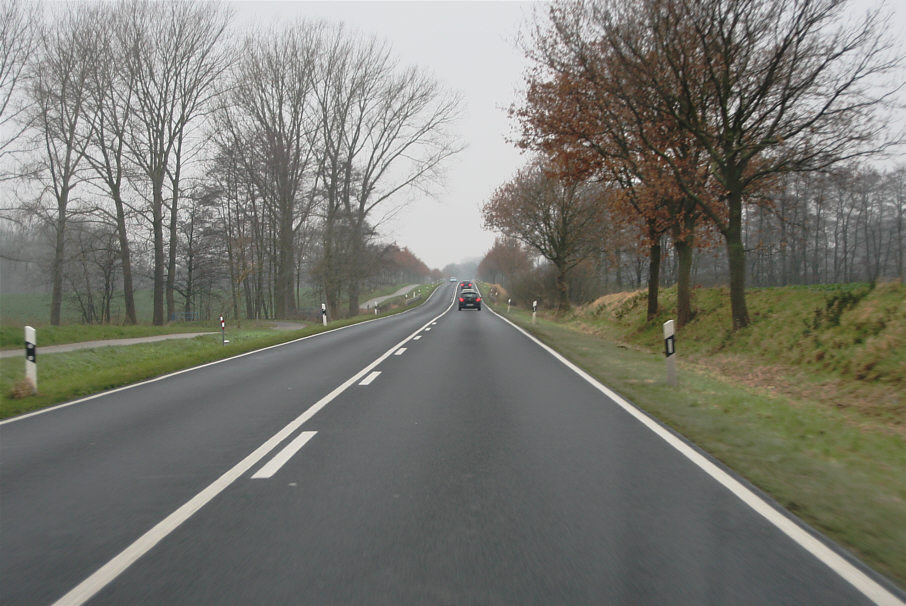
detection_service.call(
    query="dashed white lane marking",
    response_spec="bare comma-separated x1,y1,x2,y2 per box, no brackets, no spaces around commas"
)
413,336,422,340
359,371,381,386
51,296,456,606
251,432,317,479
394,348,407,356
4,285,449,427
425,327,431,332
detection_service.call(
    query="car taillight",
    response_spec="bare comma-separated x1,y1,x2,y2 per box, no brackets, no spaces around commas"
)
459,297,464,302
476,297,481,302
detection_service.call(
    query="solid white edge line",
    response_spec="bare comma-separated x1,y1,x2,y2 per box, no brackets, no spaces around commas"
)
487,305,904,606
251,431,317,479
51,293,456,606
2,284,447,427
359,371,381,386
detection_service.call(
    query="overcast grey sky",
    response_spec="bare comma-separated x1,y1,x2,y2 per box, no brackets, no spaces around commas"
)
237,0,905,272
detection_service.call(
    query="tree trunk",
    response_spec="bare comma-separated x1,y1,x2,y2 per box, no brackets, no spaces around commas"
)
113,191,137,325
897,177,904,283
646,240,661,321
346,221,364,317
166,194,178,322
50,204,67,326
725,191,750,329
152,178,165,326
673,206,697,328
555,264,570,312
675,234,694,328
322,221,341,320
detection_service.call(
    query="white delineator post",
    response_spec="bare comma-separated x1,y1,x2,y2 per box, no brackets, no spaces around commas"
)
507,298,511,313
25,326,37,394
220,315,227,345
664,319,677,386
532,300,538,324
321,303,328,326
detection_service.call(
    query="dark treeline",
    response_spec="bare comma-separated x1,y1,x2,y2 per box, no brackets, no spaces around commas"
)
482,164,906,316
0,0,459,325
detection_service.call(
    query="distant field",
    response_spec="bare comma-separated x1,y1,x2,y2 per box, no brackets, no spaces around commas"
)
491,281,905,589
1,284,395,335
0,282,439,418
0,289,184,327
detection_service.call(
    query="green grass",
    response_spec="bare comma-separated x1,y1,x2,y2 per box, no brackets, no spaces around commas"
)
0,322,221,349
0,282,432,346
0,326,309,418
0,282,440,419
590,281,906,387
493,283,906,590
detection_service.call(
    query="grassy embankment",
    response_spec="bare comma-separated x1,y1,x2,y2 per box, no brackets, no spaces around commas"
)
491,281,905,589
0,283,437,419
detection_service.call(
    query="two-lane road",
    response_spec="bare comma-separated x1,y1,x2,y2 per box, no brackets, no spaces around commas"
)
2,284,902,605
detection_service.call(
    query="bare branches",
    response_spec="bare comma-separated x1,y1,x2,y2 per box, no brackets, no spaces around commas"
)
0,0,38,173
5,2,463,323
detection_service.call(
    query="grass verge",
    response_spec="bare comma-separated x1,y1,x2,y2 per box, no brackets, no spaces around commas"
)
0,283,439,419
498,306,905,590
0,322,224,349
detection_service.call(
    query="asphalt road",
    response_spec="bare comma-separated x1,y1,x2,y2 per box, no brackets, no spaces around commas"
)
1,284,902,605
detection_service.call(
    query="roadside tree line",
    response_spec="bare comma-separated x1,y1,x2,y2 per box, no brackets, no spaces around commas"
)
480,0,903,328
0,0,459,325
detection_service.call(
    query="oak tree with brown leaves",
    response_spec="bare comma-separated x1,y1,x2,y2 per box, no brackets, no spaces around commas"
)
482,159,605,312
518,0,902,329
514,10,718,326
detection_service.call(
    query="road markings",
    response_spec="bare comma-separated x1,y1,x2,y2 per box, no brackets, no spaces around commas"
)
51,297,456,606
359,371,381,386
413,336,422,340
491,307,906,606
394,348,407,356
251,431,317,479
2,285,448,427
425,327,431,332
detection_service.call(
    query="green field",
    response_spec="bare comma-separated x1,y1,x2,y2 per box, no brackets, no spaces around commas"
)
0,286,328,329
0,284,427,349
0,283,439,418
490,281,905,589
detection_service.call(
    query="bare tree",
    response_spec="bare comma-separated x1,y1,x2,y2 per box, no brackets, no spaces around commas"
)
311,28,462,317
28,6,97,325
79,4,142,324
0,0,38,178
219,21,322,318
119,0,232,325
341,63,463,315
311,29,380,319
